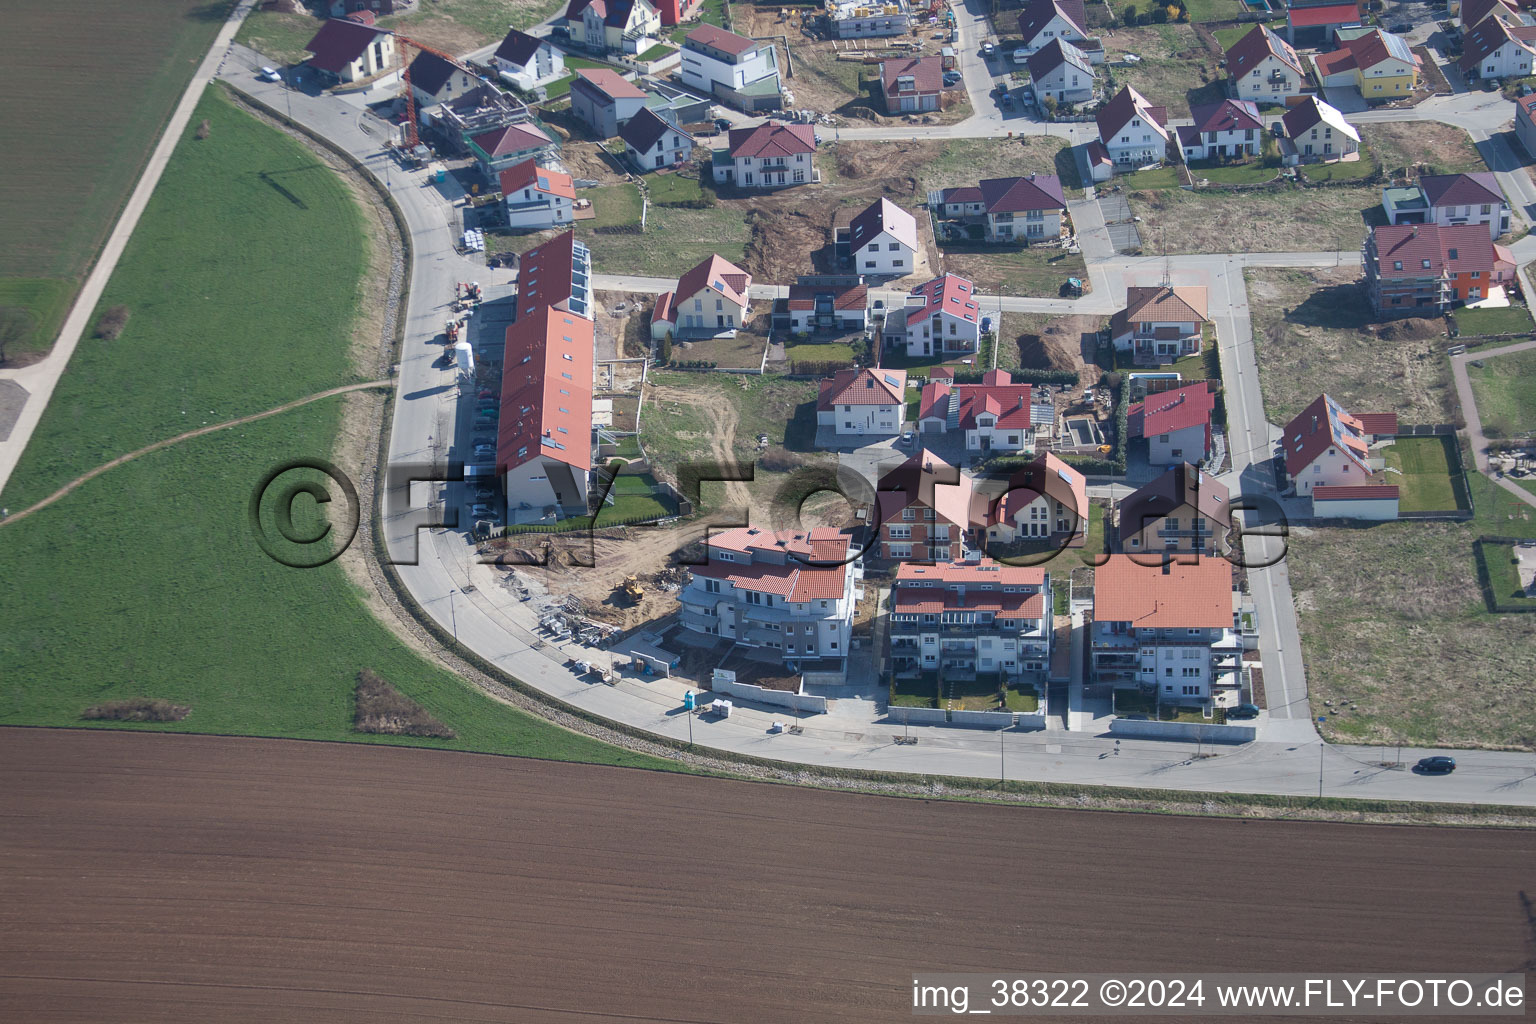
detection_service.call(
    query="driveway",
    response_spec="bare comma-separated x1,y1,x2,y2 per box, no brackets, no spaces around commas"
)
1096,192,1141,254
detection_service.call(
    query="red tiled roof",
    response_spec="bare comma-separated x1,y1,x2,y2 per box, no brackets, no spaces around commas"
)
1282,394,1375,478
693,527,853,600
726,120,816,158
685,22,758,56
895,558,1046,586
1128,382,1215,439
1017,0,1088,45
893,589,1046,616
880,55,946,95
787,281,866,311
1121,284,1208,323
940,174,1067,214
990,451,1087,536
1354,412,1398,435
471,122,551,158
499,158,575,201
1420,172,1504,209
876,451,987,530
652,290,675,325
817,367,906,410
1118,463,1231,543
904,273,978,328
919,370,1033,430
1369,223,1510,280
1463,0,1520,26
1225,24,1302,78
675,254,751,308
1287,2,1359,27
1097,86,1169,143
304,18,389,74
518,230,586,316
496,306,594,474
1314,47,1360,76
1313,484,1400,500
1092,555,1234,629
1517,93,1536,128
572,67,647,100
1187,99,1262,135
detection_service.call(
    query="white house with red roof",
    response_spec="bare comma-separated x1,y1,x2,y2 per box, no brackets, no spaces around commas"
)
1281,394,1397,498
877,56,953,114
847,198,919,277
569,68,649,138
467,121,555,176
875,452,987,561
499,159,575,229
1096,86,1170,169
984,450,1088,548
651,254,752,339
712,120,817,189
1091,556,1240,706
889,560,1052,679
883,273,981,358
816,367,907,437
1109,284,1209,365
678,526,860,669
491,29,566,92
935,174,1067,243
1128,382,1215,466
495,305,595,517
1420,173,1511,239
303,18,396,84
680,24,783,111
1225,24,1306,102
518,231,594,320
1517,93,1536,159
917,369,1043,453
1175,99,1263,163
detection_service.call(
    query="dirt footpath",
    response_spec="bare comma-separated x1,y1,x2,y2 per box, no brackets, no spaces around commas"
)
4,729,1533,1023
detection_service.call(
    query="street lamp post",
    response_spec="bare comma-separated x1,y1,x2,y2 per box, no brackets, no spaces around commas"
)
448,588,458,639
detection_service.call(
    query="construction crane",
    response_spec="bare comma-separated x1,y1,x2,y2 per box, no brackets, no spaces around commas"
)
397,34,479,151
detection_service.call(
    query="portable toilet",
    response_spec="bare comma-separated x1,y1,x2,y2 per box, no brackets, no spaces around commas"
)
683,691,696,710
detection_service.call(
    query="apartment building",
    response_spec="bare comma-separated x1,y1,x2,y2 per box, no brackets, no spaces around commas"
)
1116,463,1232,556
875,452,986,561
1363,223,1515,314
680,24,784,111
889,560,1051,678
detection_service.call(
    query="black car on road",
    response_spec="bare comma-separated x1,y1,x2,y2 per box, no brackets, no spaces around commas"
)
1415,756,1457,774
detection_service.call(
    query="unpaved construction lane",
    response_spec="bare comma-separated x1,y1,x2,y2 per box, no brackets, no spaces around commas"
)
1,729,1532,1023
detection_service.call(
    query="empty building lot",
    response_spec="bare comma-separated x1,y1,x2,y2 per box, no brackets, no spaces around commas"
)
2,730,1533,1023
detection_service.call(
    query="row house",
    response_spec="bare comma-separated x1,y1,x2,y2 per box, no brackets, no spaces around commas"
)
679,527,859,670
651,253,752,339
495,304,595,517
1176,99,1263,163
681,24,784,111
1128,381,1215,466
935,174,1067,243
875,452,986,561
917,369,1044,455
712,120,817,189
1116,463,1231,556
983,451,1089,549
882,273,980,358
1363,223,1515,314
1109,283,1209,365
517,230,594,320
816,366,907,438
1096,86,1170,169
889,560,1051,679
1091,556,1241,707
1225,24,1306,103
1281,393,1397,498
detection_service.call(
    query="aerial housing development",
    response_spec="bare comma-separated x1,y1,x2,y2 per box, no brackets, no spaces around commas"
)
4,1,1536,1012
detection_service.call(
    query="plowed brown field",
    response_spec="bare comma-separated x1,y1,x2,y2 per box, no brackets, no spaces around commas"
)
1,729,1532,1023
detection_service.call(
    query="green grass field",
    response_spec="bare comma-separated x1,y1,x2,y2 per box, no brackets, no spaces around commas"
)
1455,305,1535,339
1467,347,1536,438
646,170,709,207
0,0,229,357
1382,435,1468,513
0,87,670,771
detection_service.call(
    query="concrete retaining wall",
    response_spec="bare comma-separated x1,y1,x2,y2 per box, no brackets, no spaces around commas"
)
886,706,949,725
1013,711,1048,731
949,709,1014,729
711,678,828,713
802,669,847,687
1108,718,1256,743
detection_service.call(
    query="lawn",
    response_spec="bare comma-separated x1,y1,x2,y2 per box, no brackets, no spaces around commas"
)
1479,540,1536,609
1214,19,1284,50
239,0,569,64
595,470,677,523
1114,164,1187,189
1,0,229,360
637,43,675,62
1382,435,1468,513
785,341,856,367
646,169,709,207
942,245,1090,300
1359,122,1488,179
891,672,940,708
946,675,1038,712
1454,304,1534,339
0,88,670,771
641,372,821,475
1467,347,1536,438
1130,187,1376,255
538,58,616,100
1246,267,1455,426
1288,469,1536,750
1187,159,1281,185
669,0,727,40
1297,155,1379,183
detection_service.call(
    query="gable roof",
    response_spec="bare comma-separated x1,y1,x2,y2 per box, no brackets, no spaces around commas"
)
409,51,464,96
1280,95,1360,142
572,67,647,101
1287,1,1360,27
619,106,691,153
693,527,853,601
940,174,1066,214
518,230,591,317
568,0,655,27
1282,393,1377,478
988,451,1087,541
1017,0,1089,44
1460,13,1536,71
726,120,816,158
1118,463,1230,542
788,279,868,311
1462,0,1521,27
848,197,920,254
1517,92,1536,129
498,158,575,201
1026,37,1094,80
1128,382,1215,439
1096,85,1169,143
1187,98,1262,135
1420,171,1505,209
675,254,751,307
495,28,547,66
470,121,552,158
1369,223,1513,279
496,305,594,474
876,451,987,529
1093,555,1234,629
1345,27,1417,69
920,370,1035,431
880,55,946,94
304,18,389,74
1313,484,1400,500
904,273,979,327
817,367,907,410
1225,24,1303,79
1122,284,1209,323
685,22,758,55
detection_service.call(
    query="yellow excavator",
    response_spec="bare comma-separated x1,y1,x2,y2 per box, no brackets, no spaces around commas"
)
621,575,645,602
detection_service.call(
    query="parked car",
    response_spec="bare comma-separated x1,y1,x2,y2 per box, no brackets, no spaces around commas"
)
1012,48,1030,64
898,431,915,447
470,503,499,519
258,66,281,82
981,41,995,55
943,70,962,86
1226,703,1260,720
713,117,732,133
1415,755,1457,774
